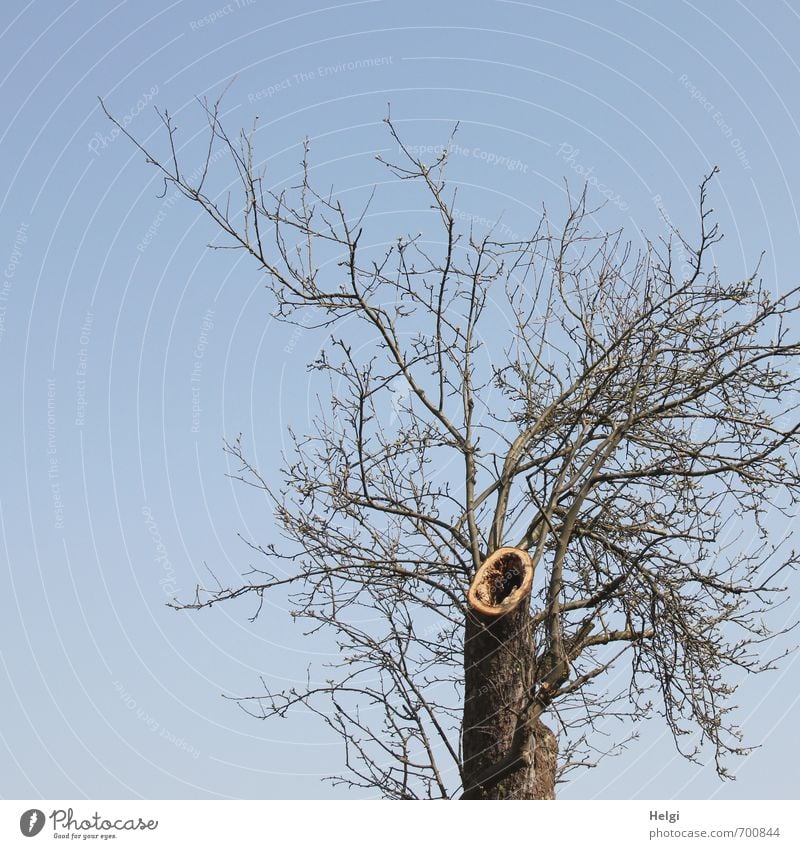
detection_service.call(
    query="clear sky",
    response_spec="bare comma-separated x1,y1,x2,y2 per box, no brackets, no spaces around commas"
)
1,0,799,800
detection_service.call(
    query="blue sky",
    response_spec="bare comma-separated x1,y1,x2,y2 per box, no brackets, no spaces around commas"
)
1,0,800,799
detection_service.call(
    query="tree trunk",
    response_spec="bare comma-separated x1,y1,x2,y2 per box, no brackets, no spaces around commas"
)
461,548,556,800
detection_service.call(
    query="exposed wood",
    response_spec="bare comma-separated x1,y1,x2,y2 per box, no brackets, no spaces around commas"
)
462,547,554,799
466,547,534,617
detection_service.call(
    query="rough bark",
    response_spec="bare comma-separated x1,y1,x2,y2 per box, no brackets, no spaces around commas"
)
461,548,556,799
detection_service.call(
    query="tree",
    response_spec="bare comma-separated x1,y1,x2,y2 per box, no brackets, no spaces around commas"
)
105,94,800,800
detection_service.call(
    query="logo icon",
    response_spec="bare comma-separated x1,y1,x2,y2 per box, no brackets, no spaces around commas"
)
19,809,45,837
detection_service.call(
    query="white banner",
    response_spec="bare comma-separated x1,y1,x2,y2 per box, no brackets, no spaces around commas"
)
1,800,797,848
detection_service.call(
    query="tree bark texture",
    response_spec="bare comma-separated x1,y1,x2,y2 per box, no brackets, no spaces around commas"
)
461,548,556,800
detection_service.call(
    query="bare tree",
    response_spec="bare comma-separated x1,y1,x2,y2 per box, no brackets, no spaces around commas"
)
105,94,800,799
